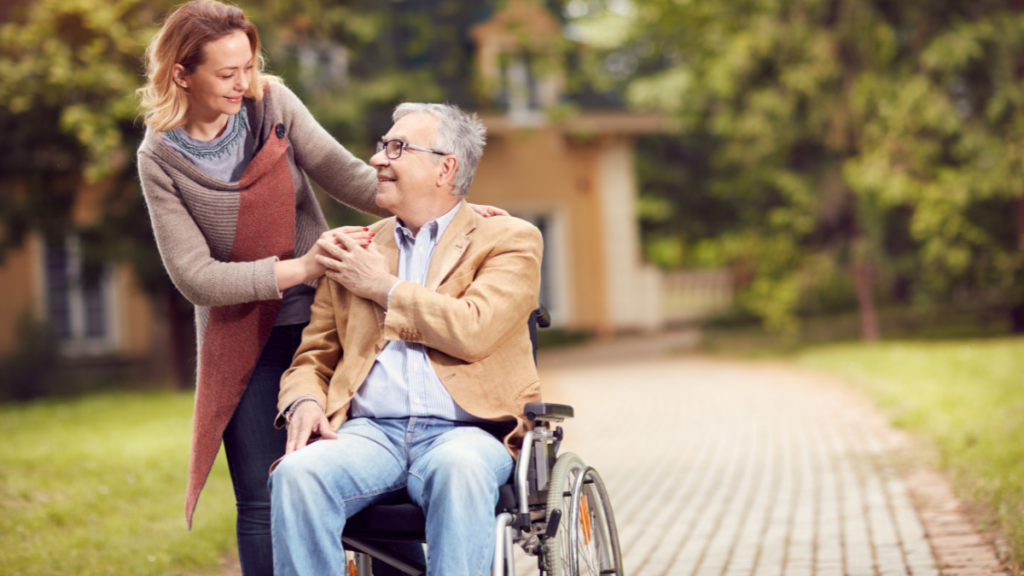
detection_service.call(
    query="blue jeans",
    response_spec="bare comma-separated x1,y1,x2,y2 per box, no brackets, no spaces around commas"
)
270,417,514,576
223,324,422,576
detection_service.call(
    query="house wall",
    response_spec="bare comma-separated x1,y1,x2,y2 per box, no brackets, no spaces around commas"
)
115,266,156,358
0,238,42,356
596,138,662,332
472,126,626,332
472,123,665,334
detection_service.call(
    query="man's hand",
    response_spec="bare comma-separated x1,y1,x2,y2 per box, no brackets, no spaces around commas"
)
316,232,398,308
286,401,338,455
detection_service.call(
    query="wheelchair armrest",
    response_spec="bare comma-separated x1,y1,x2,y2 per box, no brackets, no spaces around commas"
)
524,402,574,422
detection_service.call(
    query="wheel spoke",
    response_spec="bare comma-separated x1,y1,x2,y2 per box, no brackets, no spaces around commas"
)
545,454,621,576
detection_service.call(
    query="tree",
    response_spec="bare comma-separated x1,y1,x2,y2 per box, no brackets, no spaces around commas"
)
0,0,205,389
575,0,1024,336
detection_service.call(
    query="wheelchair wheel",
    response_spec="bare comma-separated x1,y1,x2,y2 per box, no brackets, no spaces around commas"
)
544,453,622,576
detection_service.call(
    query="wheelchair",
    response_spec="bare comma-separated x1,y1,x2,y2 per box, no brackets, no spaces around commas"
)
339,309,623,576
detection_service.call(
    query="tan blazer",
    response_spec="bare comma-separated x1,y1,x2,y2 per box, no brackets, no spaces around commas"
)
278,202,544,455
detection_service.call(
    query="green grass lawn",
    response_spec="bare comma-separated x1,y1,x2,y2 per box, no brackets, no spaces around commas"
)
795,337,1024,562
0,392,237,576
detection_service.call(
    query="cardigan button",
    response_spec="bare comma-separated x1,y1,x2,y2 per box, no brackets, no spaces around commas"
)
275,124,285,139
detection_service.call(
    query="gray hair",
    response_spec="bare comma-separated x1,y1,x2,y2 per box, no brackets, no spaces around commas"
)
393,103,487,198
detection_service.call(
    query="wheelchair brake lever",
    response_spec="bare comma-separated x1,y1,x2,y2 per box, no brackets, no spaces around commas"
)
544,508,562,539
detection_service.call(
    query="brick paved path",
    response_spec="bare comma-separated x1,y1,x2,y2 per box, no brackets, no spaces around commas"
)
521,354,1005,576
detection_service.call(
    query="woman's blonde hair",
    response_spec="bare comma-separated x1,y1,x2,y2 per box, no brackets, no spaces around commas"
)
137,0,279,133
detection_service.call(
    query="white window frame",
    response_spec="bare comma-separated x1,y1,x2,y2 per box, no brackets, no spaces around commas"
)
508,206,571,328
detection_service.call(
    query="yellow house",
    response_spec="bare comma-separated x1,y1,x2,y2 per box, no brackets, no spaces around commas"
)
469,0,666,334
0,178,177,387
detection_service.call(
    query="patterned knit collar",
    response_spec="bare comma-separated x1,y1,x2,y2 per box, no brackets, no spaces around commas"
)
165,105,249,160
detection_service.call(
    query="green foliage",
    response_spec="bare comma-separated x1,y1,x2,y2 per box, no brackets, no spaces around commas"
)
0,0,169,182
536,327,596,349
798,338,1024,564
0,392,236,575
574,0,1024,332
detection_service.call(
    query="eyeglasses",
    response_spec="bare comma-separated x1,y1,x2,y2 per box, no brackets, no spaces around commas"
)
376,139,450,160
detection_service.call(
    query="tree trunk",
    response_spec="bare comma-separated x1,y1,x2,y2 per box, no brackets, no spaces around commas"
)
1017,195,1024,251
1013,197,1024,334
853,261,881,342
1011,303,1024,334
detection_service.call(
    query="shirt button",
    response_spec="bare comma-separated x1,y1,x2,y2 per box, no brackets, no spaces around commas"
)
414,397,421,404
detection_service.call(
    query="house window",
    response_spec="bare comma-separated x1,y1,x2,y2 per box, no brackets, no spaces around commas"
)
514,212,569,326
43,235,117,355
499,51,540,115
532,215,553,308
495,50,560,122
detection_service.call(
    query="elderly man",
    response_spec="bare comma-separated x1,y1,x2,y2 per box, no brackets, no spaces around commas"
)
269,103,543,575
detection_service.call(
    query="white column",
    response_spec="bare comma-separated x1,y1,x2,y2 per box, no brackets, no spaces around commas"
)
597,139,662,331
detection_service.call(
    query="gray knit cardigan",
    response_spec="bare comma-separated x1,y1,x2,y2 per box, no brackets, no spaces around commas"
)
137,81,387,525
138,82,386,333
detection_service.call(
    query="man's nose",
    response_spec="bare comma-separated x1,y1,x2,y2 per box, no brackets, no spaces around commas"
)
370,149,389,167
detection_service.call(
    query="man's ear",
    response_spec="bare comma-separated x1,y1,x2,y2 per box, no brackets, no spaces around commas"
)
436,155,459,189
172,64,189,89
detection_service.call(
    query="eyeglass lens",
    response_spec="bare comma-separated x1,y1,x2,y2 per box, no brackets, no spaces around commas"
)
376,140,405,159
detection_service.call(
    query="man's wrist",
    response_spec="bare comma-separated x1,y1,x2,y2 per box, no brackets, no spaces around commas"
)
376,274,400,308
284,396,321,423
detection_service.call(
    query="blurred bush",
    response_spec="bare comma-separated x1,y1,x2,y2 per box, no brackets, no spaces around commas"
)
569,0,1024,337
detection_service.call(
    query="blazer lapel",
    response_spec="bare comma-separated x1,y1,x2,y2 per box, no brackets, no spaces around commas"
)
426,202,476,291
372,219,399,331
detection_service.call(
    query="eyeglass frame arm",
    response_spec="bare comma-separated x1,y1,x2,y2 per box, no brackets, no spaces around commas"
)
376,139,450,159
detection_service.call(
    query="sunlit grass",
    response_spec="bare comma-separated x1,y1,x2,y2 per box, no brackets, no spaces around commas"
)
796,338,1024,562
0,392,236,576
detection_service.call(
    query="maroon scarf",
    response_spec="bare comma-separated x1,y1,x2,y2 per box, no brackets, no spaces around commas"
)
185,122,294,528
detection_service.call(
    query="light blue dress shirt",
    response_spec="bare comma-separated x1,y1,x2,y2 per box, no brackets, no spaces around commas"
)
349,202,485,422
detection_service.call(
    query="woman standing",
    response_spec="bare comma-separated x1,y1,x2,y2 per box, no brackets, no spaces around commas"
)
136,2,503,573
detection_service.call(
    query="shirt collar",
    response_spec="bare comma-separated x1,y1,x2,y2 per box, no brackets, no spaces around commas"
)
394,201,462,245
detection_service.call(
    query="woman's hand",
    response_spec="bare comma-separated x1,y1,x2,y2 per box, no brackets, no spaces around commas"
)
285,401,338,455
275,226,374,291
468,203,509,218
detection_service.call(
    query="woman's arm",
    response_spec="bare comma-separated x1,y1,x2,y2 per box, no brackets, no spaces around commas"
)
139,151,370,306
272,82,388,217
139,153,280,307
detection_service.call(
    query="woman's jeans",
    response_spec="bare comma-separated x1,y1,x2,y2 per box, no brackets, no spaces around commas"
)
222,323,423,576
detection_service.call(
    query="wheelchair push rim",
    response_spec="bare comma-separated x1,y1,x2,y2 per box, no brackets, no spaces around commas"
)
544,453,622,576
